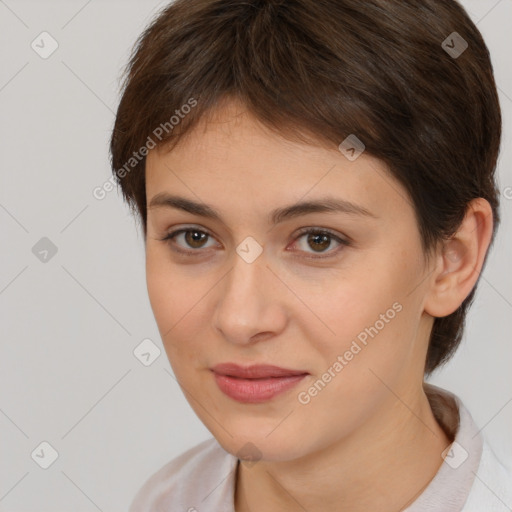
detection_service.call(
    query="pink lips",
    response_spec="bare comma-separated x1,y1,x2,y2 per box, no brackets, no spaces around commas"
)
211,363,308,403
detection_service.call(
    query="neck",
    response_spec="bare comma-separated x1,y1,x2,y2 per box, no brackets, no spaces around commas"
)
235,384,452,512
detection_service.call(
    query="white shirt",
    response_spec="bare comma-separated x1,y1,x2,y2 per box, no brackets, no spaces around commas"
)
129,384,512,511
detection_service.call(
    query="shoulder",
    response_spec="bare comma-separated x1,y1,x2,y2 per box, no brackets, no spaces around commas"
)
424,384,511,511
129,437,239,512
463,437,512,511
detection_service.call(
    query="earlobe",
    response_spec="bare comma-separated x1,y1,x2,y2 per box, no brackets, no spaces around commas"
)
423,198,494,318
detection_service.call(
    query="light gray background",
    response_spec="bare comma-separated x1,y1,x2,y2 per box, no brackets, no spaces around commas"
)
0,0,511,510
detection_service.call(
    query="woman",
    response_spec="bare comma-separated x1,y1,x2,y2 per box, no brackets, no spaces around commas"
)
110,0,512,510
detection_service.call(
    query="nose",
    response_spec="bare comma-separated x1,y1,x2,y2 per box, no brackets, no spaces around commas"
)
213,248,288,346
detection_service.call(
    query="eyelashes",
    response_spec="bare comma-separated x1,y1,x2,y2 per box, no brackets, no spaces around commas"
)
160,228,218,254
159,226,351,260
292,227,350,258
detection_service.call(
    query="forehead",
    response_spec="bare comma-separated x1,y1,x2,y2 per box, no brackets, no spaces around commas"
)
145,101,412,223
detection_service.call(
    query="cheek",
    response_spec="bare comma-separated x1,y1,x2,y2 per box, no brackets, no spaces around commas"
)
293,291,415,442
145,249,215,367
146,263,178,334
146,250,187,348
296,252,420,375
146,244,196,323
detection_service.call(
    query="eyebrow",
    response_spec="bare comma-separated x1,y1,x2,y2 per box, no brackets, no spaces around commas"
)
148,193,377,225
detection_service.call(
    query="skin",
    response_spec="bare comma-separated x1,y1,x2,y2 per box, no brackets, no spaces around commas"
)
144,98,493,512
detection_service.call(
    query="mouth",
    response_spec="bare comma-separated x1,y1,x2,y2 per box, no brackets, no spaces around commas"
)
211,363,309,403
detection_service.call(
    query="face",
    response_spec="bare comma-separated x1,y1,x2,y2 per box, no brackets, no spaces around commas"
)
145,99,435,462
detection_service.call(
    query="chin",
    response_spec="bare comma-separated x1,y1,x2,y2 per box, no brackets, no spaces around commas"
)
211,426,308,464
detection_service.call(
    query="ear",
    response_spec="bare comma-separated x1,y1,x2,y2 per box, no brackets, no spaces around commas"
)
424,198,494,318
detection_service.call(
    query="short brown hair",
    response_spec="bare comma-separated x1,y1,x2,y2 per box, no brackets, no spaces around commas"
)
110,0,502,376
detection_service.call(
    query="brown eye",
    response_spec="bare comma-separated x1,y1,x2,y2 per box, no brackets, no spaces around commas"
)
183,230,208,249
160,228,218,254
306,232,332,252
291,228,350,259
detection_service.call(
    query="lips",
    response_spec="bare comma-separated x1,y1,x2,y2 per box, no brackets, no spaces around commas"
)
211,363,309,403
212,363,308,379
